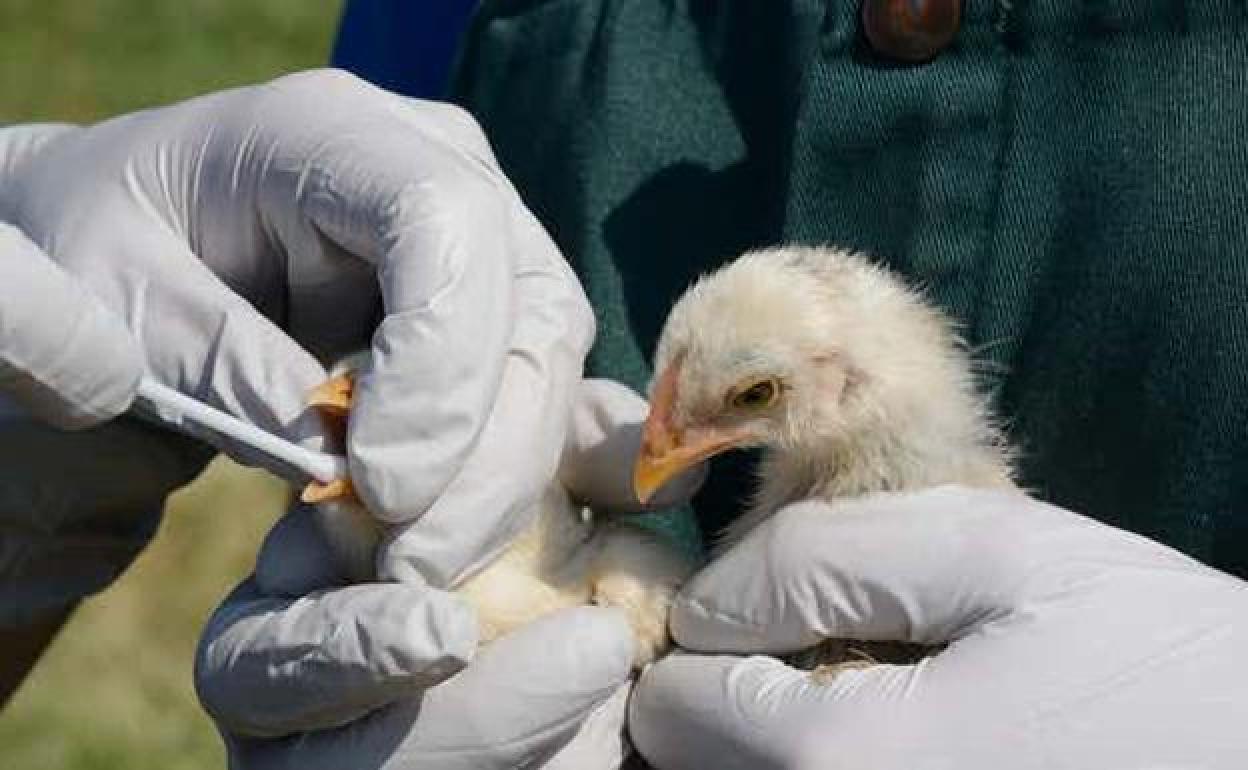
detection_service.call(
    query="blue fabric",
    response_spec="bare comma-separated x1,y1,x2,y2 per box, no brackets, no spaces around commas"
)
331,0,478,99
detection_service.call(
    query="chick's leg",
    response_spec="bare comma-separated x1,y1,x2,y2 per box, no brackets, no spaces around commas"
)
590,524,695,668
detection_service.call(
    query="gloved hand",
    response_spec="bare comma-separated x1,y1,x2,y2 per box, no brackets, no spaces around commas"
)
197,379,700,770
0,223,205,646
0,68,594,588
198,508,635,770
629,487,1248,769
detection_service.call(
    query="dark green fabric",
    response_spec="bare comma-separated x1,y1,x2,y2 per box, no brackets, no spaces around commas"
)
453,0,1248,575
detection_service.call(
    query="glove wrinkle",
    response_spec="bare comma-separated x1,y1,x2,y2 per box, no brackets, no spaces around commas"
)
633,489,1248,770
0,225,143,428
0,124,79,182
197,578,478,738
218,606,633,769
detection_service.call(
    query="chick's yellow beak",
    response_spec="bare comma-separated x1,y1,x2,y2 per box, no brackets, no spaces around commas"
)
634,362,748,504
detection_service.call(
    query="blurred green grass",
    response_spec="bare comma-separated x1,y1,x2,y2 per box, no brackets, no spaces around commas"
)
1,1,342,767
1,0,341,122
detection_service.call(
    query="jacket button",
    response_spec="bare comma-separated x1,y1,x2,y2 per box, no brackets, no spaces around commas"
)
861,0,962,62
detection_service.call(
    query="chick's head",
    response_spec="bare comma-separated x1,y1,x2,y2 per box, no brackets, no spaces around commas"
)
634,246,963,504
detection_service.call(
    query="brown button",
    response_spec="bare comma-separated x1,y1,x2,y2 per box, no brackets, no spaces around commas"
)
861,0,962,63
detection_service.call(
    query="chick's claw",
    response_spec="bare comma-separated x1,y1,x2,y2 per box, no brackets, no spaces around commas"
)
301,477,357,505
303,370,358,504
308,372,355,416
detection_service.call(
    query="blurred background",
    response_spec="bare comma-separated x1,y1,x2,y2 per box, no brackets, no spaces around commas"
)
1,2,343,767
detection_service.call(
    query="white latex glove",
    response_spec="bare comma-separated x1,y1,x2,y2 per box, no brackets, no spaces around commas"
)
197,379,701,769
0,222,141,428
197,506,636,770
629,487,1248,770
0,68,594,587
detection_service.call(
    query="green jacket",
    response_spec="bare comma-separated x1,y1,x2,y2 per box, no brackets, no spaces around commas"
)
453,0,1248,575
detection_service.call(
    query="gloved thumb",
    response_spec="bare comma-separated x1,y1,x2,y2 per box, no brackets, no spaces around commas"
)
670,486,1089,653
630,649,957,770
0,223,142,428
631,492,1033,769
629,652,846,770
559,378,707,512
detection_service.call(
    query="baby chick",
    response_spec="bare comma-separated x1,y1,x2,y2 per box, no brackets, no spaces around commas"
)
633,245,1017,675
304,360,693,669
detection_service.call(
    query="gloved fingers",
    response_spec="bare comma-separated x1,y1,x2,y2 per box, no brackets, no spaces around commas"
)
133,241,331,460
560,378,707,513
252,503,357,598
633,638,1248,770
267,72,595,535
376,209,592,587
629,653,858,770
631,651,1002,770
541,681,632,770
245,70,541,524
27,205,335,475
225,606,634,770
670,486,1086,653
397,605,633,767
5,70,591,560
196,577,477,738
0,224,142,429
641,489,1248,770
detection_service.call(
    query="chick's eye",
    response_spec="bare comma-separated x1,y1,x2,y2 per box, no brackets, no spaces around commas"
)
731,379,780,410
